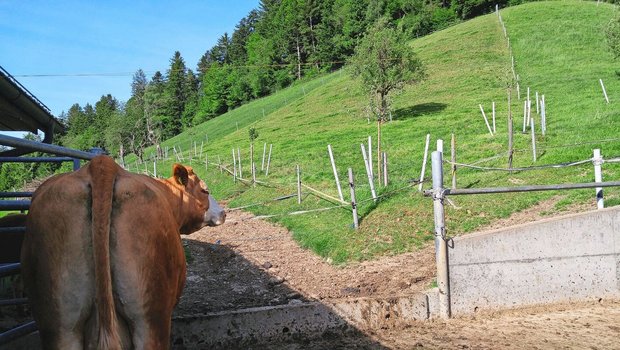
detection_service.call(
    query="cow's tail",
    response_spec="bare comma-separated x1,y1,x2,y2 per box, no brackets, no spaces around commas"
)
89,156,122,350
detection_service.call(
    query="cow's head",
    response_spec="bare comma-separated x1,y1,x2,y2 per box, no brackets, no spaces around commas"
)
172,164,226,233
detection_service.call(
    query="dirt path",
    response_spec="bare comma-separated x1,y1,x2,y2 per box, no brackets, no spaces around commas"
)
176,206,620,349
175,209,435,316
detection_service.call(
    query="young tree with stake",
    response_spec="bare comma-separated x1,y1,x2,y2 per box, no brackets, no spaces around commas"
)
349,18,425,180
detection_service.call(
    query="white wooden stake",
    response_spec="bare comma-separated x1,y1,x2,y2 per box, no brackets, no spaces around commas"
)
516,82,521,100
237,148,242,178
327,144,344,202
437,139,444,153
492,101,496,134
361,143,377,202
261,142,267,170
541,95,546,135
348,168,359,229
368,136,373,180
530,118,537,162
265,144,273,176
382,152,388,186
218,155,222,174
479,104,493,135
535,92,539,114
153,161,157,178
600,79,610,104
527,99,532,127
232,149,237,182
419,134,431,191
593,149,604,209
522,100,527,133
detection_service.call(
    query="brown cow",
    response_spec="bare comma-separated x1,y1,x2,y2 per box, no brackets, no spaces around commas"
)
21,155,225,349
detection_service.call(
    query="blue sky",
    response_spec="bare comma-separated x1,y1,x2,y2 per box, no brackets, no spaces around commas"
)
1,0,260,120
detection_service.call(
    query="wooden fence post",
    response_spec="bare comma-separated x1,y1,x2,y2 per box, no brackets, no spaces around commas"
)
265,144,273,176
348,168,359,229
153,161,157,178
419,134,431,191
508,89,514,169
593,149,604,209
431,151,451,319
327,144,345,202
218,155,222,174
297,165,302,204
361,143,377,202
451,133,457,189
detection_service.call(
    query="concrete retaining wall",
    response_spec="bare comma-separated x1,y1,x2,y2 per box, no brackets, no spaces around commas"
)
171,293,430,349
449,206,620,316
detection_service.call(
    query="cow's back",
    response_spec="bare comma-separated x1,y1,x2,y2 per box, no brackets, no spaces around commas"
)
22,166,97,348
22,159,187,349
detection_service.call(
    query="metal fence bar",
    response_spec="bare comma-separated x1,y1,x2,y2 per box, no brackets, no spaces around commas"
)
0,263,20,277
424,181,620,197
0,321,37,346
0,134,95,160
0,192,32,198
0,200,30,211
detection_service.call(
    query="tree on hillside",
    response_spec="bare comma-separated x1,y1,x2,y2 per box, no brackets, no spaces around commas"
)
349,17,424,180
165,51,188,136
606,12,620,59
143,71,170,160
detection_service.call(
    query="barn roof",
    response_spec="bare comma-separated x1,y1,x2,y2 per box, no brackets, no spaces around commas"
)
0,65,65,136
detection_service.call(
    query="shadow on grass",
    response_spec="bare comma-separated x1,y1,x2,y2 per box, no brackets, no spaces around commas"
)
392,102,448,121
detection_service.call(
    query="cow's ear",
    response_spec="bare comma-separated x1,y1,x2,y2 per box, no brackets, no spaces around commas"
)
173,164,189,187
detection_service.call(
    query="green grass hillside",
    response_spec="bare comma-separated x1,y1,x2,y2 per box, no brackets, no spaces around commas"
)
129,1,620,264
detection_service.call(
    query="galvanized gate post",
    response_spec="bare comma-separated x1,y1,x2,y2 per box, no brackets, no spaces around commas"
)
593,149,604,209
431,151,451,318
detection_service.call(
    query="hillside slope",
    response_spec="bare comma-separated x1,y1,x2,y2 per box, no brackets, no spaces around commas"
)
134,1,620,263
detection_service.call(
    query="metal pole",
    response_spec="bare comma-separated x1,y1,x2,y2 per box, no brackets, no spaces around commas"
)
297,165,302,204
424,181,620,196
348,168,359,229
508,89,514,170
0,134,96,160
419,134,431,191
431,151,450,319
327,144,344,202
594,149,604,209
360,143,377,202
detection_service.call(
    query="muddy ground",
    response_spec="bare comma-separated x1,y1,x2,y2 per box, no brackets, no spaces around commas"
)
175,201,620,349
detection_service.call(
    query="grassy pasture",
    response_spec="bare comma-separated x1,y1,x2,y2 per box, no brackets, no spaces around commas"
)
128,1,620,264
